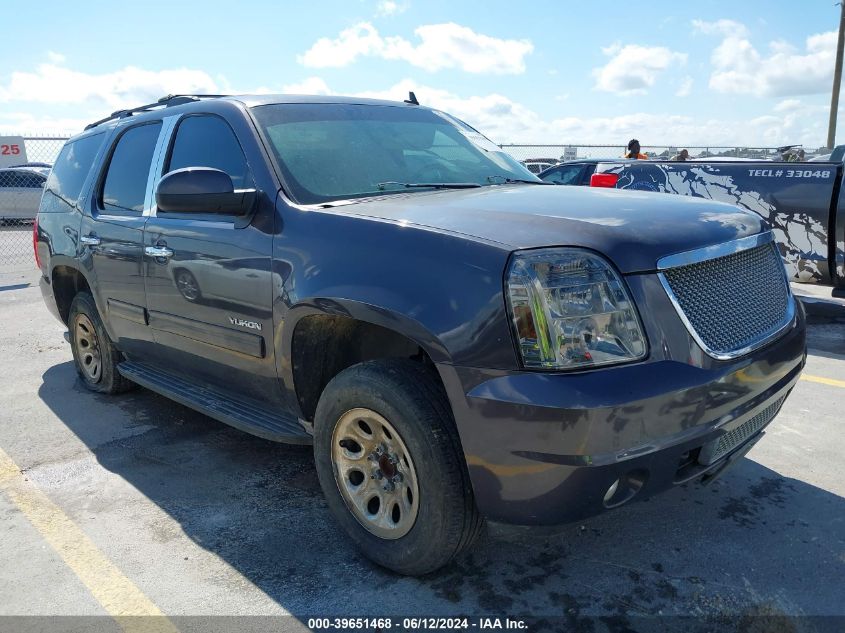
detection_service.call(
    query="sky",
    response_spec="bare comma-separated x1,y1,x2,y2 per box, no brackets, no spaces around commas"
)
1,0,844,148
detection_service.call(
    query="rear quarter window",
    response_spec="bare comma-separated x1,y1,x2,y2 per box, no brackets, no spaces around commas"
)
100,122,162,215
41,133,106,213
541,165,584,185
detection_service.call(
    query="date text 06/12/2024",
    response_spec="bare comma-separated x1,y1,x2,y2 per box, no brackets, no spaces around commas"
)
307,617,529,630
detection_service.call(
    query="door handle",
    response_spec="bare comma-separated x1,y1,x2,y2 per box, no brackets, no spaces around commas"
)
144,246,174,258
80,234,101,246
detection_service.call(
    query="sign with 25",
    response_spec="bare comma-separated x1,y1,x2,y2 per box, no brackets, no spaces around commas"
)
0,137,28,168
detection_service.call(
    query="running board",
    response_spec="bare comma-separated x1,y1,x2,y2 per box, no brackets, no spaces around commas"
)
117,361,312,444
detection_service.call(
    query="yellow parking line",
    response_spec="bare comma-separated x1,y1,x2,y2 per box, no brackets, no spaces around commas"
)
0,447,178,633
801,374,845,389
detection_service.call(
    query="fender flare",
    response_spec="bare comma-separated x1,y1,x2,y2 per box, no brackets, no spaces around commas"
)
47,257,99,319
279,297,451,365
277,297,453,419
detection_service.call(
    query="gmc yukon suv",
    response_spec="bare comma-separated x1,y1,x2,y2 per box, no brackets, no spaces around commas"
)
35,94,806,575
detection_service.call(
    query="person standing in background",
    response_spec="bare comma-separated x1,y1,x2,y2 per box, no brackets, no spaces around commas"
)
670,149,689,161
624,139,648,159
780,146,805,162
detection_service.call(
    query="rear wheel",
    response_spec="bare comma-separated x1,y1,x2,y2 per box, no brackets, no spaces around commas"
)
314,359,483,575
174,269,201,302
68,292,135,394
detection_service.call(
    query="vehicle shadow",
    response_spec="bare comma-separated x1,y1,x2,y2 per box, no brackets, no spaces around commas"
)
38,361,844,628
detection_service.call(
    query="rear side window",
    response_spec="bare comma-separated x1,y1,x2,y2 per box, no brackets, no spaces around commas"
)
166,115,251,188
42,133,105,211
101,123,162,215
541,165,584,185
0,172,23,188
19,173,46,188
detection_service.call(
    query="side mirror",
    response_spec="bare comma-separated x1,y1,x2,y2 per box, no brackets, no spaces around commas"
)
155,167,255,215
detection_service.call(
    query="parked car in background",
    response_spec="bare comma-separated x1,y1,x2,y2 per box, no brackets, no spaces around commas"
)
10,162,52,170
0,166,48,222
538,158,615,185
540,157,845,289
36,94,805,575
522,159,557,174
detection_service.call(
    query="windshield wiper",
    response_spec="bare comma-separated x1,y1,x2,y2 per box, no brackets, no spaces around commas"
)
486,175,551,185
377,181,482,191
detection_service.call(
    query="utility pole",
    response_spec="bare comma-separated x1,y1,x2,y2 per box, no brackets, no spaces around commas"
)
827,1,845,149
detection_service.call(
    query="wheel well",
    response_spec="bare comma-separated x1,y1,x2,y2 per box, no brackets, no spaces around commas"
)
52,266,91,324
291,315,437,422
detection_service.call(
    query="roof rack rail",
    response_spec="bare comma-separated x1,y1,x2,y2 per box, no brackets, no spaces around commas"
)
84,94,230,131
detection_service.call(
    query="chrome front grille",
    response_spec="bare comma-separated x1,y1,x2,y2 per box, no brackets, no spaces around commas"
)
658,234,793,359
698,396,785,465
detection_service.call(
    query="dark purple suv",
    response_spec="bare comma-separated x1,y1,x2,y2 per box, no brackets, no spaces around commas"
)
35,94,805,575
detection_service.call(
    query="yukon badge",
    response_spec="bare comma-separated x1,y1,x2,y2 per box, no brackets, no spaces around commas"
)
229,316,262,331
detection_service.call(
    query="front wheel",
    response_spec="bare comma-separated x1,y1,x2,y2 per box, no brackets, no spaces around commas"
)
313,359,483,575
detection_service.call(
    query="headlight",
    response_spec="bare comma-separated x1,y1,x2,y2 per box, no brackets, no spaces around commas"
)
506,248,647,370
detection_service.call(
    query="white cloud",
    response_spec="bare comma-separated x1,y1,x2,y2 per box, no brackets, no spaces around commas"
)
676,76,693,97
593,43,687,95
0,56,837,148
0,63,220,109
46,51,66,64
696,20,837,97
281,76,333,95
298,22,533,74
375,0,408,16
0,111,91,135
692,19,749,38
353,79,541,139
271,77,835,148
774,98,802,112
742,98,836,146
0,60,222,134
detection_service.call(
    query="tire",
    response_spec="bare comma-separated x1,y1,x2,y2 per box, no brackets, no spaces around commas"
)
313,358,483,575
68,291,135,394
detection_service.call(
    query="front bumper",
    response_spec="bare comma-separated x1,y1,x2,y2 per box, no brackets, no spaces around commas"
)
438,294,806,526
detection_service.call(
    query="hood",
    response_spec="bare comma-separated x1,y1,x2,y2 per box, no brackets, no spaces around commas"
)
340,184,766,273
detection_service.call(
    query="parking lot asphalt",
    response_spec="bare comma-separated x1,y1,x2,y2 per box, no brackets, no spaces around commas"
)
0,270,843,632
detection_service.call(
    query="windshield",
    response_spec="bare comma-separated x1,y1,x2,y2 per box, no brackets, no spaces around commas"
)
252,103,539,205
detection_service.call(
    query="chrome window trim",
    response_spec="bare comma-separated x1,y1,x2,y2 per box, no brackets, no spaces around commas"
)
145,114,180,218
657,232,796,361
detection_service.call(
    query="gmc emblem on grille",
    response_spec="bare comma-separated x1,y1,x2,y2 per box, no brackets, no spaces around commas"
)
229,317,262,331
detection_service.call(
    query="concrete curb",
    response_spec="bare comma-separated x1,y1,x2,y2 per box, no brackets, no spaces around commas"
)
792,284,845,321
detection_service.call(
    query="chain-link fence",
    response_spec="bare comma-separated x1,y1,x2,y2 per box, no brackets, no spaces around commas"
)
499,144,788,165
0,136,68,276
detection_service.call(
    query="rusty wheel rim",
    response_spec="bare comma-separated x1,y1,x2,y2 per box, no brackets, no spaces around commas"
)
331,408,420,539
73,313,102,383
